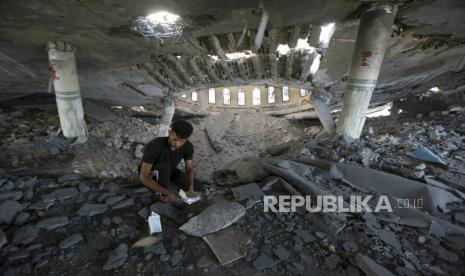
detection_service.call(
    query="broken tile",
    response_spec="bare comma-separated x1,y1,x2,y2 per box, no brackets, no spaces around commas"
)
253,254,277,270
179,201,246,237
355,254,395,276
203,227,250,265
77,203,108,217
230,183,264,201
37,216,69,231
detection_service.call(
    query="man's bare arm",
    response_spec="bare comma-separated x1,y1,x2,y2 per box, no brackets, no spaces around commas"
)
185,159,195,192
139,162,175,196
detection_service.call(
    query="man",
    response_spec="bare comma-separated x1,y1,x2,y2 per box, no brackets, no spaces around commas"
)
139,120,197,204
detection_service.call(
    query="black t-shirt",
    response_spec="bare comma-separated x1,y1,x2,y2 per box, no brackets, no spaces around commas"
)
140,137,194,174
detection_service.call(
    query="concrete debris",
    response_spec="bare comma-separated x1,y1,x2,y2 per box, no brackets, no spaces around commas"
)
102,244,128,271
179,201,246,237
77,203,108,217
60,234,83,249
355,254,395,276
253,253,277,270
230,183,264,201
150,202,182,219
13,224,39,245
37,216,69,230
203,227,250,265
0,200,23,224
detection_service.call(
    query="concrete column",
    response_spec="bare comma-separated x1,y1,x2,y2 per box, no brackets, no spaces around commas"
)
336,5,397,139
47,41,88,142
157,96,175,137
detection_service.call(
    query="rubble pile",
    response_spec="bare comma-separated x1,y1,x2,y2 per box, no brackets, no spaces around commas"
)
1,95,464,275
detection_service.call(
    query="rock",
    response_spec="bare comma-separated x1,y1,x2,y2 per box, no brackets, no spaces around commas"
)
135,144,144,158
102,217,112,226
379,229,401,250
105,196,126,206
294,229,316,244
8,249,31,261
171,250,183,266
429,220,446,238
0,200,24,224
231,183,264,201
273,246,290,261
253,254,276,270
355,254,395,276
78,183,91,193
160,254,170,262
60,234,83,249
0,190,23,201
14,212,31,226
144,243,166,255
150,202,182,219
103,244,128,271
138,208,150,219
454,212,465,224
103,182,120,193
325,254,342,270
37,216,69,231
133,187,149,194
0,230,7,249
23,190,34,201
112,198,134,209
57,174,81,184
28,200,54,211
13,225,39,245
42,188,79,202
179,201,246,237
342,241,359,253
112,216,123,225
196,254,215,268
418,236,426,244
78,203,108,217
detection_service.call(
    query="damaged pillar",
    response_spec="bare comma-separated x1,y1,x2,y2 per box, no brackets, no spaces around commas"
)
47,41,88,142
157,96,175,137
336,5,397,139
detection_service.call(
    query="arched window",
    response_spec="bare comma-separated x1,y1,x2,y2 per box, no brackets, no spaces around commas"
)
208,88,215,104
223,88,231,105
268,86,275,103
192,91,198,101
252,88,261,105
282,86,290,102
237,88,245,106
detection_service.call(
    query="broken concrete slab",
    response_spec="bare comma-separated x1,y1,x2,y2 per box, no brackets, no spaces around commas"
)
231,183,264,201
355,254,395,276
37,216,69,231
0,200,23,224
150,202,182,220
60,234,83,249
77,203,108,217
42,187,79,202
103,244,128,271
13,224,39,245
203,227,250,265
253,253,277,270
179,201,246,237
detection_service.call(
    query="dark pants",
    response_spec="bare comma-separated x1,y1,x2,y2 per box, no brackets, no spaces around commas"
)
151,163,203,192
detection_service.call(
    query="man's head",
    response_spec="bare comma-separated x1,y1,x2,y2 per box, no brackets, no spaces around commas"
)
168,120,193,150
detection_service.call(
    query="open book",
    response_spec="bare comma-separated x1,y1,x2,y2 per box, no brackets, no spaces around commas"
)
178,189,201,205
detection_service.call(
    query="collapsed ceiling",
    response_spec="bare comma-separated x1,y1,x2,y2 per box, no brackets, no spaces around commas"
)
1,0,465,108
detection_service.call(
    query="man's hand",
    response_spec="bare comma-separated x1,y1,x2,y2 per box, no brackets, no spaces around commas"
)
160,191,182,205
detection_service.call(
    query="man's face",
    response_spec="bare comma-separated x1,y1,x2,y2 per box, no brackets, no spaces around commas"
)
168,130,188,150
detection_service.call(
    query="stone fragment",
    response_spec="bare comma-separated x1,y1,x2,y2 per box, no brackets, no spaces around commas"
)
355,254,395,276
14,212,31,226
150,202,182,219
78,203,108,217
60,234,83,249
231,183,264,201
0,200,23,224
203,227,250,265
273,245,290,261
13,225,39,245
103,244,128,270
0,230,7,249
28,200,54,211
138,208,149,219
0,190,23,201
42,188,79,202
171,250,183,266
78,183,91,193
253,254,276,270
325,254,342,270
37,216,69,230
112,198,134,209
105,196,126,206
179,201,246,237
379,229,401,250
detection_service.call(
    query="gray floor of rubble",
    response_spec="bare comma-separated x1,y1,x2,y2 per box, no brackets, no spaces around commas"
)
1,94,465,275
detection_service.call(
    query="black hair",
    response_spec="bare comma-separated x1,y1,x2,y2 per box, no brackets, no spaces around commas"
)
171,120,193,139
